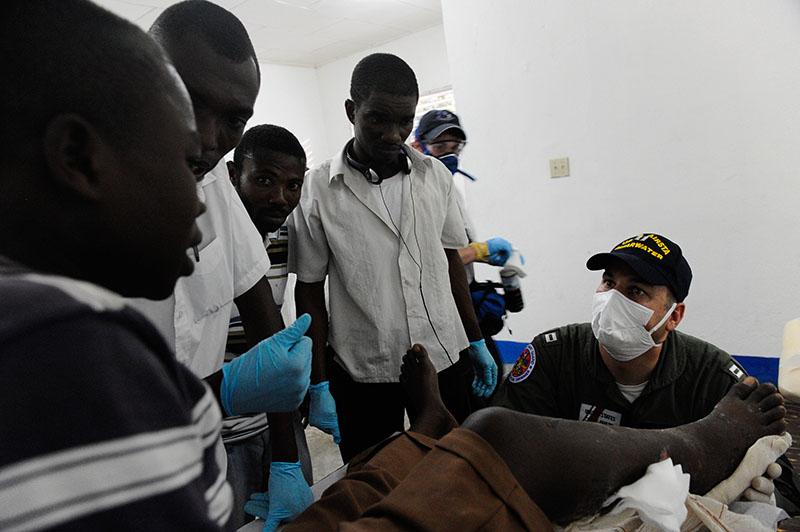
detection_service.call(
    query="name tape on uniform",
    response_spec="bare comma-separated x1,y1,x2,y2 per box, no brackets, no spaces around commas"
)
579,403,622,426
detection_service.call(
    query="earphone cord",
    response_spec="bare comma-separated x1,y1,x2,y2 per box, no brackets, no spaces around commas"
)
378,179,454,365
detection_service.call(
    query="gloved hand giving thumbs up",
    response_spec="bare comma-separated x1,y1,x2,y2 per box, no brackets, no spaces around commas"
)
220,314,312,415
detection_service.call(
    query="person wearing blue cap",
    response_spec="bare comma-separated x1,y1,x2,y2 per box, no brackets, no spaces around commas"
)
412,109,514,270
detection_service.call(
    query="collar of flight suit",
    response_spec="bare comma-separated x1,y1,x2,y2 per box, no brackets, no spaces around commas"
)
583,327,688,395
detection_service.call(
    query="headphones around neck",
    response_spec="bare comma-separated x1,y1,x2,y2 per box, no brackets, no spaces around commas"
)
345,139,411,185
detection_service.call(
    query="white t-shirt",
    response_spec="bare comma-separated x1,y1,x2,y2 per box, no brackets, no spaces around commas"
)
289,146,469,382
265,226,290,307
129,160,270,378
617,380,649,403
371,173,404,229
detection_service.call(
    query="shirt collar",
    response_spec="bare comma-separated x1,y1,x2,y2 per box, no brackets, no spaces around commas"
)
199,159,227,187
0,255,127,313
329,139,433,184
584,329,686,390
329,145,349,183
646,332,686,390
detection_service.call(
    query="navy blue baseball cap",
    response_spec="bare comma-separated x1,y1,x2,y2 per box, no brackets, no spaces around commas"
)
416,109,466,144
586,233,693,302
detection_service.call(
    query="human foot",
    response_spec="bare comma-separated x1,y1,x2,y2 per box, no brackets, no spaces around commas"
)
400,344,457,439
679,377,787,494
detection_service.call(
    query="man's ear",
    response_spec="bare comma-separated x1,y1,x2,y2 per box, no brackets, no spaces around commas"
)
345,99,356,125
410,139,423,153
43,114,104,201
227,160,239,187
665,302,686,333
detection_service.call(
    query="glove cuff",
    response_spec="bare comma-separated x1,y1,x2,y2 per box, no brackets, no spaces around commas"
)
468,241,489,262
469,339,487,349
271,460,303,469
219,362,236,417
308,381,330,395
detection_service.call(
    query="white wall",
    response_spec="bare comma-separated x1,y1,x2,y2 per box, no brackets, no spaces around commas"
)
315,24,451,158
442,0,800,356
250,63,329,168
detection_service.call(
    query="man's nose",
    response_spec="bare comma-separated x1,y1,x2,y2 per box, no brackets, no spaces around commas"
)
195,113,219,155
268,187,289,208
382,124,404,144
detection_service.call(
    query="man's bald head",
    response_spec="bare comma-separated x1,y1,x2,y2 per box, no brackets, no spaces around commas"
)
148,1,260,176
150,0,260,79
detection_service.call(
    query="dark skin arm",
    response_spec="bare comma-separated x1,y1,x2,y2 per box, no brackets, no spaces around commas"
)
295,280,328,384
204,276,298,462
458,245,479,265
445,247,482,341
235,276,286,339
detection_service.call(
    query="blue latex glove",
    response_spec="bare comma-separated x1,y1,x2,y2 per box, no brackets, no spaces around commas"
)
468,339,497,398
308,381,341,444
486,237,513,266
243,461,313,532
221,314,312,415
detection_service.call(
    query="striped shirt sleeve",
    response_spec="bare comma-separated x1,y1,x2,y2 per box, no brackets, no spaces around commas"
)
0,309,231,531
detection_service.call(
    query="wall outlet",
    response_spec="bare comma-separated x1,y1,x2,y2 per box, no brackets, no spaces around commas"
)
549,157,570,178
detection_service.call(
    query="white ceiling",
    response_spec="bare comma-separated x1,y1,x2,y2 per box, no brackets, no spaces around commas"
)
94,0,442,67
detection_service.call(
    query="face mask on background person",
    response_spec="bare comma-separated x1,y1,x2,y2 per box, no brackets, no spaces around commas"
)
591,289,676,362
438,153,459,174
436,153,477,181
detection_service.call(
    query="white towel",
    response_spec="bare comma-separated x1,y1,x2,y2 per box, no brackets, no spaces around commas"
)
603,458,690,532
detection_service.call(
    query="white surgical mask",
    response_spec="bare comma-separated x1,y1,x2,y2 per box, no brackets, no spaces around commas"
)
591,289,676,362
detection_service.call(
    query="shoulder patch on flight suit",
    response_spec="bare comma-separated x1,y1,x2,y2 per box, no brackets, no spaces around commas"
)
727,360,746,380
539,329,561,345
508,343,536,383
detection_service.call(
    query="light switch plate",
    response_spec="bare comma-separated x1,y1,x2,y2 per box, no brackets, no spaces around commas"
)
550,157,570,178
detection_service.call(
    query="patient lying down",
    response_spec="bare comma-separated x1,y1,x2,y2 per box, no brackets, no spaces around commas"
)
281,345,788,531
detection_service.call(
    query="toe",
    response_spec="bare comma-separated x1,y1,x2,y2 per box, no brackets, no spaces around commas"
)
759,392,784,412
412,344,429,359
749,382,778,403
730,377,759,399
766,418,788,435
763,405,786,425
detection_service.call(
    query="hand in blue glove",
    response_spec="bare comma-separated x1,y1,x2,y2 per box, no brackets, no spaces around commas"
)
486,237,513,266
468,339,497,398
308,381,341,444
221,314,312,416
243,461,313,532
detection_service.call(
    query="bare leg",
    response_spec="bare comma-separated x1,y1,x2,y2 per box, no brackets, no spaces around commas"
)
400,344,457,439
463,377,787,524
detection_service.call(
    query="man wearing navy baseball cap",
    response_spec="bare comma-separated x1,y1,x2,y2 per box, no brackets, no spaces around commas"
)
492,233,798,505
412,110,515,269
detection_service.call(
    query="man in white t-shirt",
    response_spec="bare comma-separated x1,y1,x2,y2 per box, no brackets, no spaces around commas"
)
128,4,313,529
